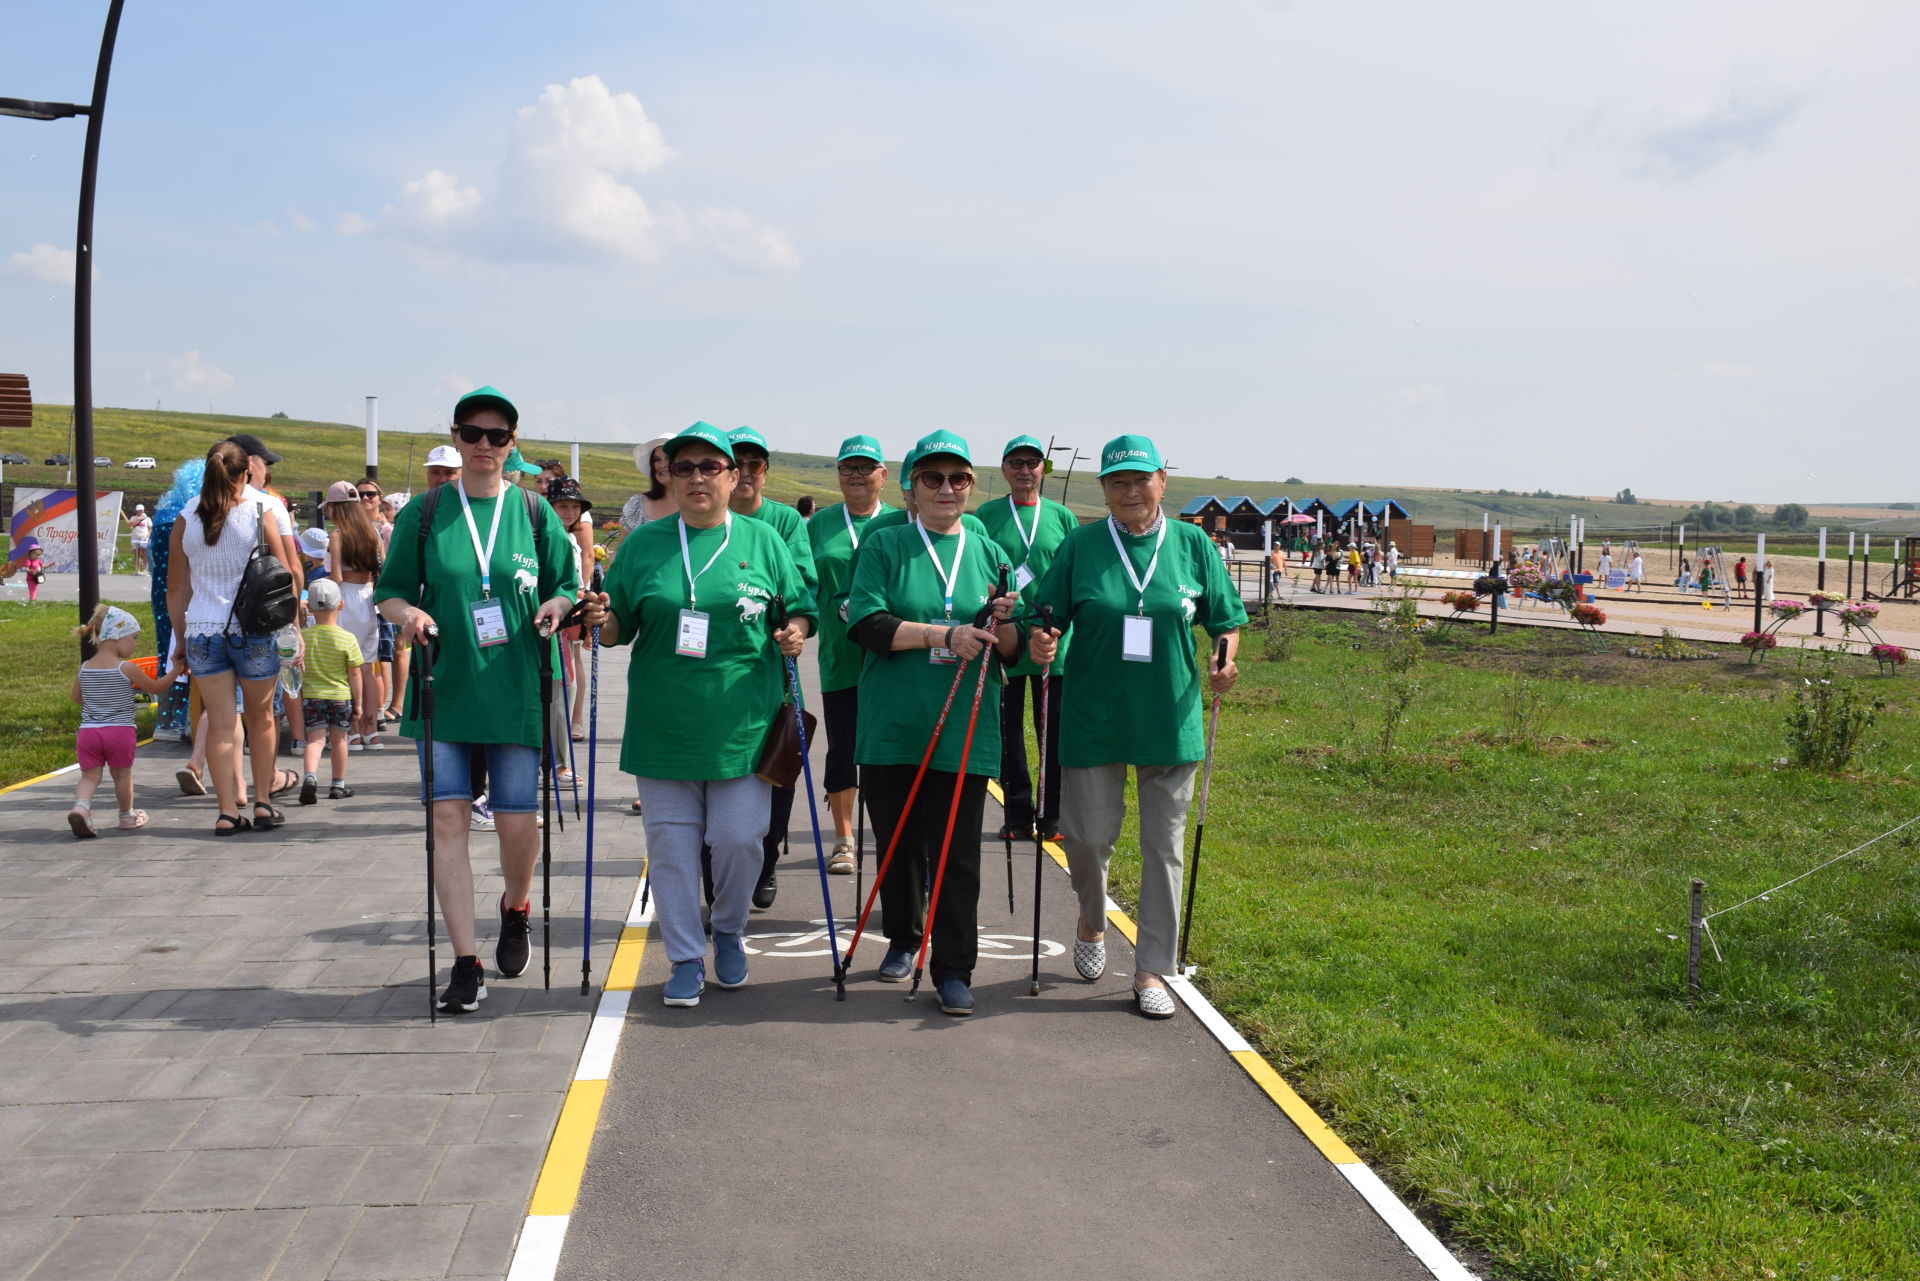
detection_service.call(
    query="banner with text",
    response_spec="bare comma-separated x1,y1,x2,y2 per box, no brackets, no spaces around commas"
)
8,488,123,574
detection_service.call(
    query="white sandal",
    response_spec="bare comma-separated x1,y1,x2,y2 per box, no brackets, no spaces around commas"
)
1073,937,1106,981
1132,984,1176,1019
117,809,149,830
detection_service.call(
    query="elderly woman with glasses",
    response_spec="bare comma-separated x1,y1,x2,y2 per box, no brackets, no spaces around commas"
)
845,430,1021,1017
1027,435,1245,1020
580,423,812,1007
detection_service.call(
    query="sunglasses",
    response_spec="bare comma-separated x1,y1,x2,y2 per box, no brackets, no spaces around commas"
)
836,461,879,477
915,470,975,492
668,458,736,478
454,424,514,448
1004,457,1044,471
356,489,380,499
736,456,769,473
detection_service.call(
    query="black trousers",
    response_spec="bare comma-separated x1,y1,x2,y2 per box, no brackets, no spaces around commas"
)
821,686,859,795
997,674,1062,833
862,762,985,984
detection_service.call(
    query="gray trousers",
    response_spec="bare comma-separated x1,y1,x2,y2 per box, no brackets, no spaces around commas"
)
1059,761,1199,976
636,774,772,965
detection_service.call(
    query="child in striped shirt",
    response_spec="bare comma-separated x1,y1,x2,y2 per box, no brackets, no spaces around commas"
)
298,577,365,804
69,605,182,838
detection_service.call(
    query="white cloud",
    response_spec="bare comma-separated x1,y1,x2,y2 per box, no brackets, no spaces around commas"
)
345,75,797,273
1700,362,1766,380
1384,384,1445,406
167,350,234,393
1553,81,1811,181
4,243,93,287
286,208,317,233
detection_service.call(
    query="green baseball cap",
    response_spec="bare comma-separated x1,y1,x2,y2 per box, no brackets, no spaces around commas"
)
503,447,544,476
906,430,972,471
837,434,884,464
727,425,769,455
1096,433,1163,477
454,384,518,427
663,421,736,460
1002,434,1046,459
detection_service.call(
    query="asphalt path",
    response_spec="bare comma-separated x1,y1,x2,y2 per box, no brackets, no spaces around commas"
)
556,646,1432,1281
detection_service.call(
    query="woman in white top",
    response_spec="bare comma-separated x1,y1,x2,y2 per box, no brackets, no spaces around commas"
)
128,502,153,573
166,441,297,834
323,480,388,749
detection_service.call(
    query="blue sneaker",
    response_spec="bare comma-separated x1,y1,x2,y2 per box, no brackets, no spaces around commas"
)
663,960,704,1007
877,947,912,983
712,932,749,988
935,978,973,1016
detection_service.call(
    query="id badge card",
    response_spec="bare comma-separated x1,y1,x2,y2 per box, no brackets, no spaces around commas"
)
470,598,509,648
1122,613,1154,663
1014,563,1035,591
929,618,960,666
676,609,711,658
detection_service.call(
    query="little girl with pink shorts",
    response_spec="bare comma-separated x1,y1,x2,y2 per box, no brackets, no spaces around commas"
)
69,605,182,838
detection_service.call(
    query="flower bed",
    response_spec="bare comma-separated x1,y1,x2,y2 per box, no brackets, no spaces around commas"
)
1837,601,1881,631
1807,590,1844,609
1505,563,1545,591
1442,590,1481,612
1767,598,1808,621
1870,643,1907,671
1570,603,1607,627
1739,631,1778,662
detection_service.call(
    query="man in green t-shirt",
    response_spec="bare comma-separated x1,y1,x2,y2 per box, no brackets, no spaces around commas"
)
977,434,1080,842
806,434,893,875
727,426,819,910
376,386,579,1015
1027,434,1244,1021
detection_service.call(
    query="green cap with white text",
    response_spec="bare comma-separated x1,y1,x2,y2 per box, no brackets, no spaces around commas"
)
837,434,884,464
663,421,736,460
727,425,769,455
906,430,972,472
1002,434,1046,459
1096,434,1163,477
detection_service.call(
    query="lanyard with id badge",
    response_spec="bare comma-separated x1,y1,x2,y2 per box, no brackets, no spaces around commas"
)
676,513,732,658
1007,496,1042,591
1109,514,1166,663
456,480,512,648
917,519,967,665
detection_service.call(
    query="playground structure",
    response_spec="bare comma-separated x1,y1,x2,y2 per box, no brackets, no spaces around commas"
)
1863,536,1920,601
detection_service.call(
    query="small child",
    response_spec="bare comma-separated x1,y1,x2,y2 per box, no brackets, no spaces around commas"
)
69,605,180,837
298,578,364,804
23,546,47,602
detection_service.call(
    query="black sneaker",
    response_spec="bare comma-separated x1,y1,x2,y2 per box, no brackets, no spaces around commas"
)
496,895,532,979
298,773,318,806
328,782,354,800
752,871,778,910
996,823,1033,842
440,956,487,1013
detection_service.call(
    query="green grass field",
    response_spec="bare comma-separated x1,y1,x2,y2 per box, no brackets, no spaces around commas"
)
1098,615,1918,1280
0,601,160,790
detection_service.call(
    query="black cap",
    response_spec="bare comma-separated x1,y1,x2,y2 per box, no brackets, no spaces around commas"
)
223,432,283,465
546,477,592,512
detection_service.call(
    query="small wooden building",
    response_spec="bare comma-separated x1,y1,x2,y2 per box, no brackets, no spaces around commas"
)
1179,495,1231,535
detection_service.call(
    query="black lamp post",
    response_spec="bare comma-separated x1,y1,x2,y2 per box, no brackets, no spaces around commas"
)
2,0,128,652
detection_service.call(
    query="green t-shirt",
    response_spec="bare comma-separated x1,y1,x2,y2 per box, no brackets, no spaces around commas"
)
851,508,994,580
375,487,579,748
737,497,817,601
1027,515,1248,768
977,494,1080,678
807,499,894,693
846,521,1007,777
300,622,363,701
602,514,815,781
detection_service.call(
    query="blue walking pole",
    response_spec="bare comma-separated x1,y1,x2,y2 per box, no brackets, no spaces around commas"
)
769,596,845,998
581,566,602,995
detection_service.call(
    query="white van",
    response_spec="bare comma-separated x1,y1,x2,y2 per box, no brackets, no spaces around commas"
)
124,456,157,469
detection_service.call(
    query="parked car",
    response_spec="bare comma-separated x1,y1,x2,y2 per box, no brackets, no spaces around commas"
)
45,453,70,466
0,453,28,466
92,456,112,466
123,456,156,469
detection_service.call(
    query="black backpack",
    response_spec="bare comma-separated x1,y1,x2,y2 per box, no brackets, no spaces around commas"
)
227,504,299,636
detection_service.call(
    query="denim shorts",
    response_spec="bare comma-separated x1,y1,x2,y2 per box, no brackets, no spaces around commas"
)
377,619,397,662
417,739,539,813
186,631,281,682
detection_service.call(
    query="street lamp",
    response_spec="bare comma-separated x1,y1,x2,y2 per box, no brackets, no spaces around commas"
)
2,0,129,652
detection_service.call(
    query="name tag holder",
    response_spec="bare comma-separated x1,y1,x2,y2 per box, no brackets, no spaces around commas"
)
470,598,509,648
1014,563,1035,591
1122,614,1153,663
929,618,960,665
677,609,711,658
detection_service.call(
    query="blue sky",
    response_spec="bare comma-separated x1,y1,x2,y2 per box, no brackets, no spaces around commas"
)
4,1,1916,502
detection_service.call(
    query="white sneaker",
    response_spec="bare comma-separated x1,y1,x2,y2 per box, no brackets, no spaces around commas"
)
470,795,495,832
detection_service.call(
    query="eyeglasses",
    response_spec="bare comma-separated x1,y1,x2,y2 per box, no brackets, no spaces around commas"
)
668,458,736,478
736,456,768,473
1004,457,1044,471
915,470,975,492
454,424,514,448
836,461,879,477
356,489,380,500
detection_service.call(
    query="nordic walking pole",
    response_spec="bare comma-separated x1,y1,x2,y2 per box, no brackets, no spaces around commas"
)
561,649,581,819
537,617,557,989
418,625,441,1022
769,596,846,998
908,565,1008,1002
854,786,865,914
1177,636,1231,975
581,566,602,996
1029,605,1057,996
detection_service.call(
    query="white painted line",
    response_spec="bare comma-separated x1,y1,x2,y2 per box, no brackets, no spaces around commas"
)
574,989,630,1082
504,1214,570,1281
1164,973,1253,1053
1338,1164,1480,1281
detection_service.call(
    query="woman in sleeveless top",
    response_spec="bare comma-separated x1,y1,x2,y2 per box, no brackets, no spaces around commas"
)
324,481,387,749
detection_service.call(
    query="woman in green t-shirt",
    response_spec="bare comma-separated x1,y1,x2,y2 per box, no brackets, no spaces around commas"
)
1029,435,1245,1020
846,431,1021,1017
588,424,812,1009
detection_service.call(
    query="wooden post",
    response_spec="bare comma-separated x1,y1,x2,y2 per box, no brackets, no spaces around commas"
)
1687,878,1705,991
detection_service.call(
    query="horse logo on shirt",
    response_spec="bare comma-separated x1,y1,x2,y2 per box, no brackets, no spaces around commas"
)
513,568,539,597
736,597,767,625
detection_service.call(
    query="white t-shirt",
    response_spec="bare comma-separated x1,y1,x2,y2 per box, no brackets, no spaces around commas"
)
1629,556,1644,580
243,485,294,539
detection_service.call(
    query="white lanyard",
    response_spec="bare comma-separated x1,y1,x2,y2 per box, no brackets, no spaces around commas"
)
1107,512,1166,615
1007,496,1039,560
679,513,733,605
843,502,882,550
456,479,508,598
916,518,967,616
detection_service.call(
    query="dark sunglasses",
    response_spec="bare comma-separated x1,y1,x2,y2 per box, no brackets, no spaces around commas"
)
836,461,880,477
454,424,514,448
1004,457,1044,471
668,458,735,478
356,489,380,499
915,470,975,491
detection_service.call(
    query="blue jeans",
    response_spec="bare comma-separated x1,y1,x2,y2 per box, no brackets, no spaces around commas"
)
416,739,539,813
186,631,280,681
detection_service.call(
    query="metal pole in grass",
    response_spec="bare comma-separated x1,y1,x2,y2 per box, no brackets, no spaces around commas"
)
1686,878,1705,991
1753,533,1766,637
1815,528,1826,638
1846,532,1855,599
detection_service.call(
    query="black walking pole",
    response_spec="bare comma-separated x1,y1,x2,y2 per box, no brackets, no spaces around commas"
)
1177,636,1230,975
418,625,441,1022
1030,605,1058,996
581,567,602,996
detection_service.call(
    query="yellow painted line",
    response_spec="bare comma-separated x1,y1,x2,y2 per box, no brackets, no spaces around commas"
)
603,925,648,992
0,734,156,796
1232,1051,1360,1165
527,1078,610,1215
1104,909,1138,944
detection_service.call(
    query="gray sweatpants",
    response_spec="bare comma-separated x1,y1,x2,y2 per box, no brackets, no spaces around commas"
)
636,774,772,965
1059,761,1200,977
